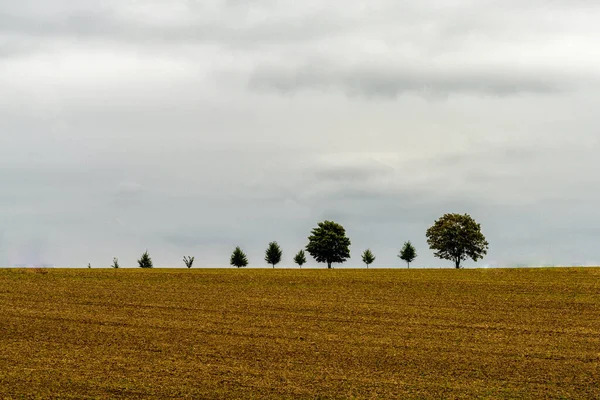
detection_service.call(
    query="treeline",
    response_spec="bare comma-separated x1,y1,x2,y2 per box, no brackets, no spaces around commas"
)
106,213,488,270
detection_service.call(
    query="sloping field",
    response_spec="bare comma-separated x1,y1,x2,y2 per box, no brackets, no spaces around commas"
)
0,268,598,399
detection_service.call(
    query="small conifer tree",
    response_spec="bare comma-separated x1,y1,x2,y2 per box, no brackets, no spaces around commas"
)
230,247,248,268
293,250,307,268
399,241,417,268
264,241,282,268
138,251,153,269
361,249,375,268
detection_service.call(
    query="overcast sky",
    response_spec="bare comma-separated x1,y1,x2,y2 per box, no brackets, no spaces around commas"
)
1,0,600,268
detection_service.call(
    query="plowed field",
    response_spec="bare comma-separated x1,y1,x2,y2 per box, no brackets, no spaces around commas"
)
1,268,598,399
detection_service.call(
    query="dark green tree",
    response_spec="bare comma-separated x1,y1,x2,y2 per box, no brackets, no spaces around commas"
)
306,220,351,269
183,256,195,268
399,241,417,268
426,213,489,269
111,257,120,269
361,249,375,268
230,247,248,268
138,251,153,269
264,241,282,268
293,249,307,268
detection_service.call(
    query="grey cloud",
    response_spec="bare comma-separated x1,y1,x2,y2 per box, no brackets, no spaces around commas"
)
314,160,395,182
0,38,39,58
0,1,345,49
248,62,566,98
2,0,597,100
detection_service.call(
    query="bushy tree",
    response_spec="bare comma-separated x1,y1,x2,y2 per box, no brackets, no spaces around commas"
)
293,250,307,268
399,241,417,268
426,213,489,269
111,257,120,269
138,251,153,269
264,241,282,268
183,256,195,268
230,247,248,268
306,220,351,269
361,249,375,268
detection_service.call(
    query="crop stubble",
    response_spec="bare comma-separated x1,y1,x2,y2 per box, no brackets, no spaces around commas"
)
0,268,598,399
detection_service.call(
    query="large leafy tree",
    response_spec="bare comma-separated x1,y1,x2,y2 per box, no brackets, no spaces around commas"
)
426,213,489,269
138,251,153,269
306,220,351,269
293,249,307,268
230,247,249,268
399,241,417,268
361,249,375,268
265,241,283,268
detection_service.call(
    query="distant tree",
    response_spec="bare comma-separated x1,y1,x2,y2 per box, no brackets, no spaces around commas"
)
230,247,248,268
138,251,153,269
293,249,307,268
399,241,417,268
361,249,375,268
306,220,351,269
183,256,195,268
426,213,489,269
264,241,283,268
87,263,91,269
111,257,120,269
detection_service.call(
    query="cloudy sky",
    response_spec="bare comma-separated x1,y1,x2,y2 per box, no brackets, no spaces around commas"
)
1,0,599,268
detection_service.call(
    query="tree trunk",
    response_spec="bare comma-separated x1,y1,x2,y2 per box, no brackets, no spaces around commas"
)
455,259,461,269
327,261,332,269
407,262,410,269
